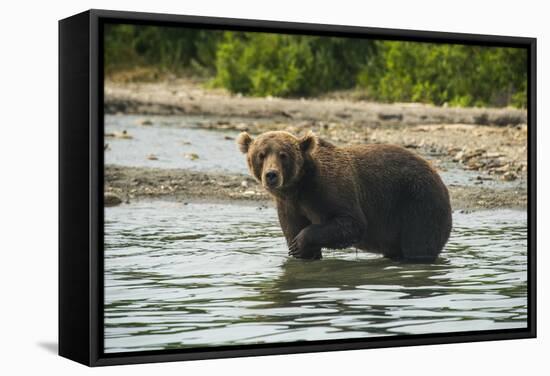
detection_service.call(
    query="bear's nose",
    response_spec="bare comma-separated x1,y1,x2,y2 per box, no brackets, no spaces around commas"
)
265,171,279,185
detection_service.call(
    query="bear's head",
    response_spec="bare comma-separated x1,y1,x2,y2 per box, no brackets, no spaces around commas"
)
237,131,317,192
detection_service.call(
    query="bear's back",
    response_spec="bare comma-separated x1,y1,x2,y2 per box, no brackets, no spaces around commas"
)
310,140,450,224
343,143,446,197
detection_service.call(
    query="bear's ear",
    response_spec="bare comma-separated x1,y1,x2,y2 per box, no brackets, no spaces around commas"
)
237,132,253,154
299,131,317,154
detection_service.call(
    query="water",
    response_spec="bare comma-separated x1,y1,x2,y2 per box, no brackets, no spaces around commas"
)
105,114,247,173
104,201,527,353
105,114,524,188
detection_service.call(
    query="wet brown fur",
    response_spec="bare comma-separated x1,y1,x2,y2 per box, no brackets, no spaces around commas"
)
237,131,452,262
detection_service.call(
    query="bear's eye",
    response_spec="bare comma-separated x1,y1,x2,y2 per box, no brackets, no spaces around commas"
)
258,152,266,160
279,152,288,160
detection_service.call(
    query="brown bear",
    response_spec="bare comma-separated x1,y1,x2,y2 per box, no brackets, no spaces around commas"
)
237,130,452,262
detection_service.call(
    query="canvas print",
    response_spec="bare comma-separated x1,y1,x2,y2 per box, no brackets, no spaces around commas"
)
102,23,528,354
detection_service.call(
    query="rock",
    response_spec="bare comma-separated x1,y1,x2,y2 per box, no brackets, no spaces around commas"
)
378,113,403,121
453,150,465,162
335,111,351,119
185,153,199,161
486,160,506,169
140,119,153,126
474,113,489,125
224,135,234,140
243,190,256,196
118,130,133,139
241,180,249,188
235,123,248,131
463,149,485,160
466,161,482,170
147,154,158,160
280,110,293,118
493,114,525,127
106,130,133,139
502,171,517,181
104,192,122,207
493,163,511,172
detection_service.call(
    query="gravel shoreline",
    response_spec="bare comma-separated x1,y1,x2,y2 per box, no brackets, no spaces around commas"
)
105,165,527,210
105,80,527,127
104,80,528,210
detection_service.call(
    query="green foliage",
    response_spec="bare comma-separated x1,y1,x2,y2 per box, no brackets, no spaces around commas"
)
213,32,374,97
104,24,222,77
104,24,527,108
104,24,139,73
358,41,527,107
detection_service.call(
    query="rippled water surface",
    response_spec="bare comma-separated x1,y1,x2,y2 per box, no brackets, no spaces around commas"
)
104,201,527,353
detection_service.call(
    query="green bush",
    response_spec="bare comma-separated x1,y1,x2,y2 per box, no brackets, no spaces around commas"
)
357,41,527,107
212,32,374,97
104,24,527,108
104,24,140,73
104,24,222,77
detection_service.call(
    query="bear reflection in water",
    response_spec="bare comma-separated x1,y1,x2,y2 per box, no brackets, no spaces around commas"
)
237,131,452,263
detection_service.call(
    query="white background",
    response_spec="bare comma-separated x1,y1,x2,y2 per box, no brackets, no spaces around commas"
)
0,0,546,374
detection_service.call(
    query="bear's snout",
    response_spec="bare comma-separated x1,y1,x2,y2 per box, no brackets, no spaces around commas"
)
264,170,279,187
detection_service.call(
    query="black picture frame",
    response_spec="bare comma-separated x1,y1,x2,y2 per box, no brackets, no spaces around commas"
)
59,8,537,367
